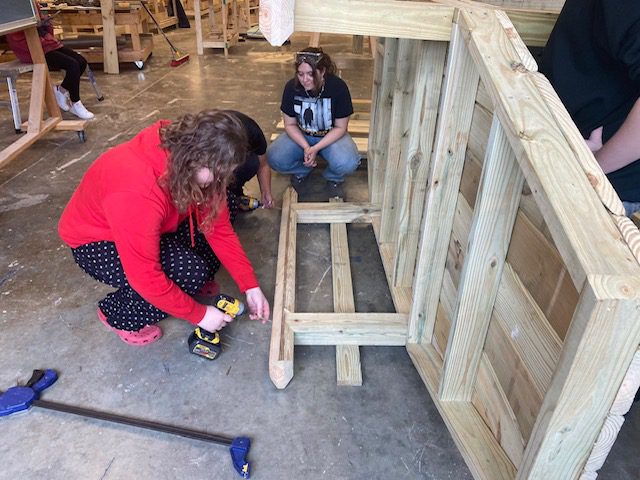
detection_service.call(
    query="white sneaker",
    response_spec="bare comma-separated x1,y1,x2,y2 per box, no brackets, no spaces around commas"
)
69,100,95,120
54,85,71,112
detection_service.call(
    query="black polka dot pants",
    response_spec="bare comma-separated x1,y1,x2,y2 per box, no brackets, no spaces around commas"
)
70,192,239,331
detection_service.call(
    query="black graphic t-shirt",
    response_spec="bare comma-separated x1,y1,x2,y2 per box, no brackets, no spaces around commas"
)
280,74,354,136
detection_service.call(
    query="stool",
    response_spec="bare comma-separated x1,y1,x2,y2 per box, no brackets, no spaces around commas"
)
0,59,34,134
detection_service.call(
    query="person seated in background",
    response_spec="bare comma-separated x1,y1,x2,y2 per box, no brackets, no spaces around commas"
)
6,0,94,120
267,47,360,200
225,110,274,209
541,0,640,216
58,110,270,346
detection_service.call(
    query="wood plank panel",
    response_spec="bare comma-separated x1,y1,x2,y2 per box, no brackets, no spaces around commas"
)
408,23,479,344
440,117,525,401
394,40,448,286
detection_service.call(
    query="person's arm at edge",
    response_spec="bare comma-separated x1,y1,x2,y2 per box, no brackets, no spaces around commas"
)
590,97,640,174
256,153,273,208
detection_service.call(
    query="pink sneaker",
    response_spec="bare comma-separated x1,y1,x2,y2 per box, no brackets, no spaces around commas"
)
197,279,220,297
97,308,162,346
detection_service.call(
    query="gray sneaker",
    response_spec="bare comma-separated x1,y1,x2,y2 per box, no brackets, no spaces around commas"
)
290,174,309,193
326,181,345,200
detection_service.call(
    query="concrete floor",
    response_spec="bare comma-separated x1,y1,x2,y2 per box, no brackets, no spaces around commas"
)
0,27,637,480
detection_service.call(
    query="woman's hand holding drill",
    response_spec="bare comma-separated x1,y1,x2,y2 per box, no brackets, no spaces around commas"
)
198,305,233,332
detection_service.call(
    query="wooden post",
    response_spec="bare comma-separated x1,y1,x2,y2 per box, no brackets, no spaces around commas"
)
393,40,447,287
407,24,478,344
439,116,525,401
368,37,397,206
330,198,362,386
194,0,204,55
379,38,416,244
269,187,297,389
100,0,119,74
518,277,640,478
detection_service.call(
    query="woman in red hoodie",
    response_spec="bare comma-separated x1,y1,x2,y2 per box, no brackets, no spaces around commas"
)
59,110,270,345
6,1,94,119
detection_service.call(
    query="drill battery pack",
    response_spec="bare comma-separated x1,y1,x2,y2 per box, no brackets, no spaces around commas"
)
188,327,222,360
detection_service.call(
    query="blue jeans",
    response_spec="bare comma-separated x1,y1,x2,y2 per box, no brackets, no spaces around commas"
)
267,132,361,183
623,201,640,217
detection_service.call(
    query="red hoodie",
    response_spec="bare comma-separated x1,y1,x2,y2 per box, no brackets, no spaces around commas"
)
58,121,259,324
6,4,63,63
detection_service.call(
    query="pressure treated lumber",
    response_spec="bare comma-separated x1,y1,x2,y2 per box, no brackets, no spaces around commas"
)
393,40,447,287
330,197,362,386
440,116,525,401
293,203,380,224
286,312,408,345
269,187,297,389
407,23,479,344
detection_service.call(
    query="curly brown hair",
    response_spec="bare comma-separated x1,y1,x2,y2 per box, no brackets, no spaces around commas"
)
160,110,247,228
294,47,337,94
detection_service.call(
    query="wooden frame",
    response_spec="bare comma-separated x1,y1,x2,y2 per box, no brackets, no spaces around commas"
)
268,1,640,479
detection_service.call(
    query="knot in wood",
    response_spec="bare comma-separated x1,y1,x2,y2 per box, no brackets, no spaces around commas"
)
510,61,528,73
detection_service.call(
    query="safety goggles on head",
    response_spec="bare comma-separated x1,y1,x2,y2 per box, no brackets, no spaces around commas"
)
295,51,323,67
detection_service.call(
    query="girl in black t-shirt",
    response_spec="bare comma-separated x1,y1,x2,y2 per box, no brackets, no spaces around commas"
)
267,47,361,199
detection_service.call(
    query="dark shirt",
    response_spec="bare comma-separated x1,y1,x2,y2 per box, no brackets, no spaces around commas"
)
541,0,640,201
280,74,354,136
228,110,267,155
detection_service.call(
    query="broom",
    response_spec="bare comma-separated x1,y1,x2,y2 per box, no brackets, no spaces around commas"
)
140,1,190,67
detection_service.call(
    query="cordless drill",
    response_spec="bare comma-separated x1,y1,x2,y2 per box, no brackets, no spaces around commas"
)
238,195,261,211
188,294,246,360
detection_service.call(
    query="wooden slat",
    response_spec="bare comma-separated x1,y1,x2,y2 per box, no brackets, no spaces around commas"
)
269,187,297,389
330,197,362,386
369,38,398,204
458,9,639,286
519,276,640,478
286,312,408,345
379,38,416,244
494,263,562,395
408,23,479,344
440,116,525,401
393,40,448,287
472,354,526,468
293,202,380,224
0,118,59,169
294,0,454,41
100,0,119,74
407,343,517,480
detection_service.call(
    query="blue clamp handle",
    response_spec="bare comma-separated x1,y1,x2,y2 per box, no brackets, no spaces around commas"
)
230,437,251,479
0,369,58,417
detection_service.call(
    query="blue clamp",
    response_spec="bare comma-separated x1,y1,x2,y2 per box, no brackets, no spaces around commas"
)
0,369,58,417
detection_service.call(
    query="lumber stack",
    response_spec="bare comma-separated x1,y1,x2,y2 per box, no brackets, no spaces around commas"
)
267,2,640,480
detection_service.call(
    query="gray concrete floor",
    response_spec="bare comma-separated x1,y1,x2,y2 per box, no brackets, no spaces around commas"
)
0,27,637,480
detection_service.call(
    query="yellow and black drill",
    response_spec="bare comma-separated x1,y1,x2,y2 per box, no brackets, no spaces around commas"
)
188,294,245,360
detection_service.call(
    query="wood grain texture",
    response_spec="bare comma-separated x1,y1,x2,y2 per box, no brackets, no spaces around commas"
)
394,40,448,287
440,117,525,401
293,202,380,224
408,23,479,344
407,343,517,480
269,187,297,389
369,38,397,204
330,197,362,386
286,312,408,345
459,9,638,287
100,0,119,73
294,0,454,41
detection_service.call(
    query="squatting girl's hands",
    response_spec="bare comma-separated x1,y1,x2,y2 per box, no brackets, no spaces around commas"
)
245,287,270,324
197,305,233,332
